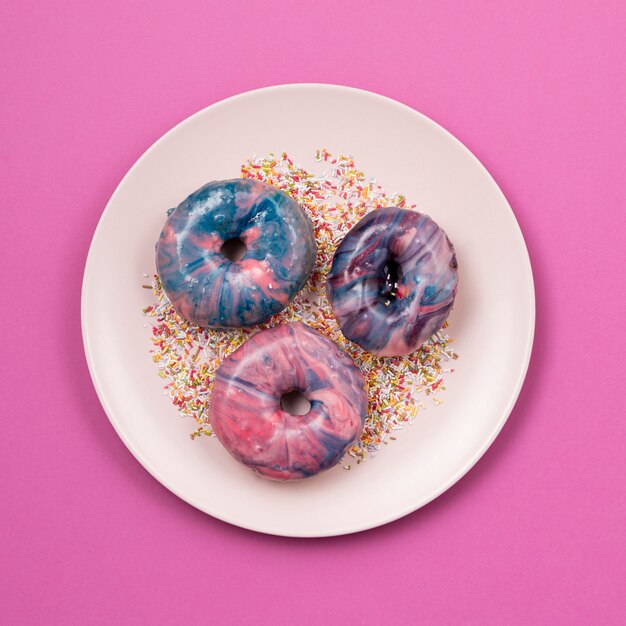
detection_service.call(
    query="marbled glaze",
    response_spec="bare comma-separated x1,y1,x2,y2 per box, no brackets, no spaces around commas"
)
209,322,368,481
155,179,316,328
327,207,458,357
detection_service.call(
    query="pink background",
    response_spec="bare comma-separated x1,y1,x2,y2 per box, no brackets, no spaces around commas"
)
2,1,625,623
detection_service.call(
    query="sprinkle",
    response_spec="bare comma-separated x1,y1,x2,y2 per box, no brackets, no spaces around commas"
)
142,150,457,464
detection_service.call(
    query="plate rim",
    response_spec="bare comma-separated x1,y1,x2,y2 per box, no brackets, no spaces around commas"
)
81,83,536,537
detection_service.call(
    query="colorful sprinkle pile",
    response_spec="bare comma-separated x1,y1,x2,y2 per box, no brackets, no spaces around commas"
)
142,150,458,466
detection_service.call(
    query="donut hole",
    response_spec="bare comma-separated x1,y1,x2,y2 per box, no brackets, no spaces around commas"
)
220,237,247,262
280,390,311,416
380,257,403,305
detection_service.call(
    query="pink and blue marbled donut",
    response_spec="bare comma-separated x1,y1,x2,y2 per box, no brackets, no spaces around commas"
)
209,322,368,481
327,207,458,357
155,179,316,328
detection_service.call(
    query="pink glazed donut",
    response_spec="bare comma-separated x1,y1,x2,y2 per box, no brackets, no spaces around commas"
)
209,322,368,480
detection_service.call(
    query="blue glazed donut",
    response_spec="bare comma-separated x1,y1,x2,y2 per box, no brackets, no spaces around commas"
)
156,179,317,328
326,207,458,356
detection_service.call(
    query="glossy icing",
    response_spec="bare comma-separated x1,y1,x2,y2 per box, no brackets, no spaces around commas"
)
327,207,458,356
209,322,368,480
155,179,316,328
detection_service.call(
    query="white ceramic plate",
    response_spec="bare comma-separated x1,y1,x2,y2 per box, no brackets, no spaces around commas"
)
82,84,534,537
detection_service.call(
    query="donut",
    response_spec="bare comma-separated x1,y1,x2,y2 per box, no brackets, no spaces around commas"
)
155,179,316,328
209,322,368,481
327,207,458,357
